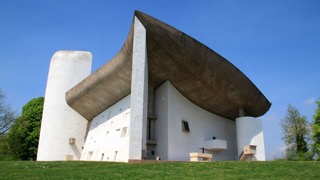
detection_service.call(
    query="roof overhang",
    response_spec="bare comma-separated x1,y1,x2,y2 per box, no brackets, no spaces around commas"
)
66,10,271,121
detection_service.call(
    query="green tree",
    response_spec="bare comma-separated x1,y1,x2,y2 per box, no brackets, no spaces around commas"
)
280,105,311,160
0,135,11,160
312,100,320,160
0,89,16,160
7,97,44,160
0,89,16,135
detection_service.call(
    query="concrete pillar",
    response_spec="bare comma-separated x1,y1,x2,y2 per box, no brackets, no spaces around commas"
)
148,85,154,116
239,108,245,117
128,16,148,160
37,51,92,161
236,117,266,161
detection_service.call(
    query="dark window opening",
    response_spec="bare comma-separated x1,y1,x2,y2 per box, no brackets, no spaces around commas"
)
182,120,190,132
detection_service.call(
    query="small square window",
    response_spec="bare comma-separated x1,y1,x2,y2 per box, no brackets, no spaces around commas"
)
121,127,127,137
69,138,76,144
182,120,190,132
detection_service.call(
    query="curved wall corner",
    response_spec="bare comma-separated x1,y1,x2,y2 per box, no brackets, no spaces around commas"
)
236,117,265,161
37,50,92,161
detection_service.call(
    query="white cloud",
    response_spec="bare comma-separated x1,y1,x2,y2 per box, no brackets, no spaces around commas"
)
304,97,315,105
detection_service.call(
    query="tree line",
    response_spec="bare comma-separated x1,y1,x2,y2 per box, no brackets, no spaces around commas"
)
280,101,320,160
0,89,43,160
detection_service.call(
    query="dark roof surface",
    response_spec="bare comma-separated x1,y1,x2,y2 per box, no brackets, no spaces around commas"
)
66,10,271,121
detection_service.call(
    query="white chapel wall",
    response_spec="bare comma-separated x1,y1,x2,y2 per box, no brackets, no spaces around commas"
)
153,81,169,160
81,95,131,162
154,81,238,161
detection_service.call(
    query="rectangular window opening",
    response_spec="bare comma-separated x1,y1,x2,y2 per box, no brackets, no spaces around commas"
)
182,120,190,132
114,151,118,161
120,127,127,138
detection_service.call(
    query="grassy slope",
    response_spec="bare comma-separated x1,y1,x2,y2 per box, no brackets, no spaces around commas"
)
0,161,320,179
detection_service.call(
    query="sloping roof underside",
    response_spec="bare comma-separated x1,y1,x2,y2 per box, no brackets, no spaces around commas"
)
66,11,271,121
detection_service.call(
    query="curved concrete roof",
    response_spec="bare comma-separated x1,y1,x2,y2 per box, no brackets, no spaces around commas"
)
66,10,271,121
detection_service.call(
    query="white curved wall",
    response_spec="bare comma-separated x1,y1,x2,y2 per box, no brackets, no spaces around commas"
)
155,81,238,161
236,117,265,161
37,50,92,161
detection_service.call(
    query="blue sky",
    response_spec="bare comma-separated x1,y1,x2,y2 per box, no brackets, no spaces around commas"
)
0,0,319,160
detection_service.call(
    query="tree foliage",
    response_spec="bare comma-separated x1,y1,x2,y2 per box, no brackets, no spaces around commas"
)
7,97,44,160
280,105,311,160
0,89,16,135
312,100,320,160
0,89,16,160
0,135,11,160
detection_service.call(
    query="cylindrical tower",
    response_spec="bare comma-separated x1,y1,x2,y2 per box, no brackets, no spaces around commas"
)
37,50,92,161
236,117,266,161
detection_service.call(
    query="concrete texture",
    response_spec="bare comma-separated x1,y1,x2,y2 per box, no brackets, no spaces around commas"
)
128,16,148,160
65,11,271,121
37,51,92,161
204,139,228,151
38,11,270,162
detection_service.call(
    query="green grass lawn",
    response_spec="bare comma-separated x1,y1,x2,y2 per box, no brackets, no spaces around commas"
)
0,161,319,179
